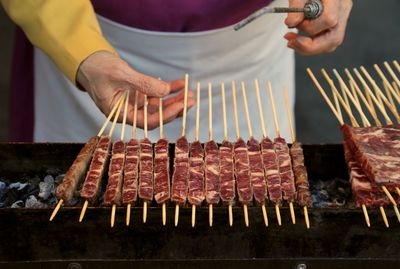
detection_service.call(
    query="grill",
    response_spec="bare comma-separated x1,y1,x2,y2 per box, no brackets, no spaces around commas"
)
0,143,399,269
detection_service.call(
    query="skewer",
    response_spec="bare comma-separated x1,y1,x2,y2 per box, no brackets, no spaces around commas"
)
374,64,400,106
353,68,393,125
208,82,214,227
267,82,296,224
384,61,400,89
344,69,381,126
232,80,251,226
308,68,373,227
191,81,201,228
221,82,234,227
175,73,189,227
79,91,127,223
254,79,269,227
283,86,310,228
142,94,149,223
110,90,130,228
393,81,400,97
159,97,168,226
126,91,139,226
360,66,400,122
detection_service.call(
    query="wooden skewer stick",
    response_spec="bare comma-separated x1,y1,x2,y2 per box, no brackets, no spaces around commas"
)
332,83,343,124
159,98,168,226
383,81,400,121
175,73,189,227
384,61,400,90
268,82,296,225
360,66,400,122
142,94,148,224
353,68,393,125
97,93,127,137
79,92,127,223
308,68,373,227
191,82,201,228
345,69,381,126
222,83,234,227
374,64,400,106
307,68,344,125
208,82,214,227
284,86,310,228
254,79,268,227
110,90,130,228
380,206,389,228
232,81,251,226
126,91,139,226
393,81,400,97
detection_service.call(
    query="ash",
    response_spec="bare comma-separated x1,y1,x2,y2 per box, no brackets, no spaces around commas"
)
310,178,352,208
0,173,69,208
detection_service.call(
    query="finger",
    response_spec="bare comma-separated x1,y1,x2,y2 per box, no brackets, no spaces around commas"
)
285,0,306,27
296,1,339,36
286,28,343,55
135,102,185,130
128,71,171,97
169,79,186,93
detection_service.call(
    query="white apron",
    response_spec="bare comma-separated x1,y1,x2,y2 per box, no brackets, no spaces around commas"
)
34,3,295,143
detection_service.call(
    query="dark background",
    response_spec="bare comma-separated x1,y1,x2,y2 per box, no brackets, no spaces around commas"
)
1,0,399,143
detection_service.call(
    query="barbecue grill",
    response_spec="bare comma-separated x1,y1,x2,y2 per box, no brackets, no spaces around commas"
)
1,142,399,269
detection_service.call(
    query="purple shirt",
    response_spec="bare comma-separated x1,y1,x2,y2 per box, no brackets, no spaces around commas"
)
10,1,271,141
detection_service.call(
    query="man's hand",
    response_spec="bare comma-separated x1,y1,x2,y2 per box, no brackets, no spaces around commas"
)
284,0,353,55
77,51,194,129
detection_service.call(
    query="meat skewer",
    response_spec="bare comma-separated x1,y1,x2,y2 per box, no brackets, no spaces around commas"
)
50,94,127,221
254,82,282,226
232,80,252,226
308,68,395,226
283,86,312,229
188,82,205,227
171,74,190,226
334,69,400,220
267,82,297,225
123,91,139,226
154,97,170,226
220,82,235,226
104,91,130,227
79,92,127,222
205,83,220,227
241,81,268,227
139,95,153,223
383,61,400,91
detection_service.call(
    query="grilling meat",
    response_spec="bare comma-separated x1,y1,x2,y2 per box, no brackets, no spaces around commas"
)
205,140,220,205
154,138,170,204
55,136,99,204
171,136,190,205
234,138,253,205
274,137,296,203
261,137,282,205
138,138,153,202
122,139,140,205
103,140,126,206
81,136,112,204
247,137,267,205
219,140,235,204
188,141,205,206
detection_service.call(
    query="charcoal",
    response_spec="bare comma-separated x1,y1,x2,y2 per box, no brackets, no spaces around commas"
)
0,181,6,201
9,182,28,191
38,175,55,200
11,200,24,208
25,195,48,209
55,174,65,184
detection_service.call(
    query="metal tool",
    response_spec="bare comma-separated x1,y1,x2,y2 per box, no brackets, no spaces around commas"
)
234,0,323,31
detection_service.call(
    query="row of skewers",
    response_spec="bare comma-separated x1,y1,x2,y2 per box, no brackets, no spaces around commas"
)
50,74,313,228
308,60,400,227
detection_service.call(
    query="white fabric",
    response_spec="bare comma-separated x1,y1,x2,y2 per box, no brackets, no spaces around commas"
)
34,5,295,143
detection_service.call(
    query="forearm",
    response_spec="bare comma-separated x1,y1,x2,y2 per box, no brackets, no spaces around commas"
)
1,0,117,84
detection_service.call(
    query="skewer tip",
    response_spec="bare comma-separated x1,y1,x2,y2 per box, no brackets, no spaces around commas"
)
174,204,179,227
143,201,147,224
79,200,89,223
111,204,116,228
192,204,196,228
162,203,167,226
229,204,233,227
126,204,131,226
261,204,268,227
243,204,249,227
49,199,63,222
289,202,296,225
209,204,213,227
275,204,282,226
304,206,310,229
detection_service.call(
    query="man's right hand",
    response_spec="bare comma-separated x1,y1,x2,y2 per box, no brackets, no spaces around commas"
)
76,51,194,129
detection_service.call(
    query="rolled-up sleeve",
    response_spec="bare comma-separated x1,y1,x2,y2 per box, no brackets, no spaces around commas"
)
1,0,117,84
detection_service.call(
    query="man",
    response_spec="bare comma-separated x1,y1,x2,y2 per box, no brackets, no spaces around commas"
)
1,0,352,142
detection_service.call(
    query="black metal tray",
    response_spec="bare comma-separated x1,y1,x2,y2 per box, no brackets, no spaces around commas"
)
0,143,399,269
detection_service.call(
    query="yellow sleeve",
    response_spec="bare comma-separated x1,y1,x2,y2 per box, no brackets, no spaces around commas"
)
1,0,117,84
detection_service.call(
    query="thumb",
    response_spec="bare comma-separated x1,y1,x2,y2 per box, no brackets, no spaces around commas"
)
128,71,171,97
285,0,306,28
